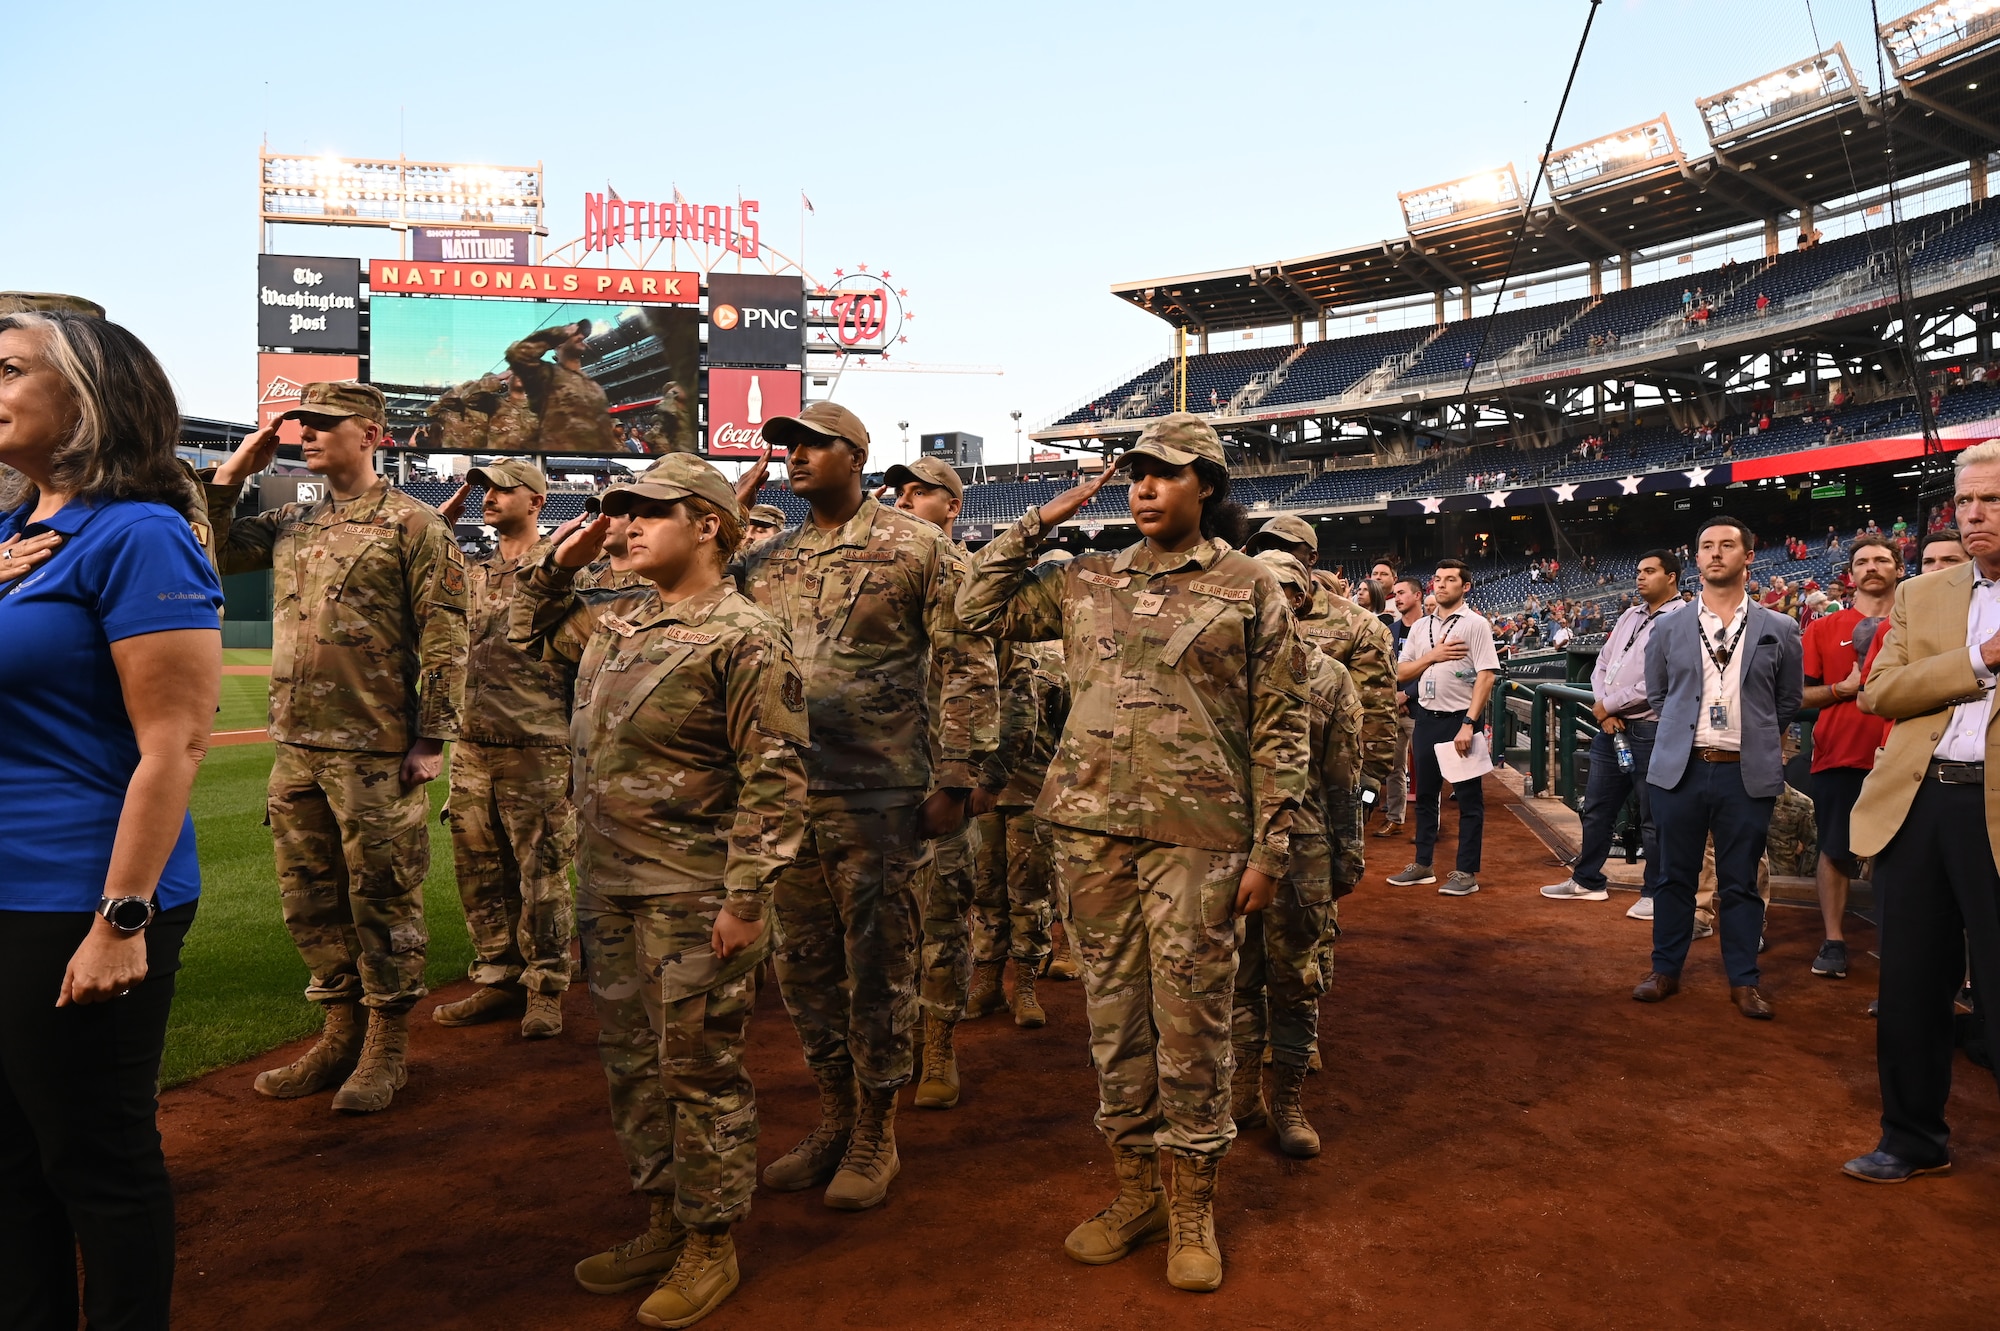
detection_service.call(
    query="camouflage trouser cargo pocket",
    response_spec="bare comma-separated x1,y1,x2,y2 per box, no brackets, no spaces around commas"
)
448,740,577,993
1234,835,1329,1067
579,886,761,1231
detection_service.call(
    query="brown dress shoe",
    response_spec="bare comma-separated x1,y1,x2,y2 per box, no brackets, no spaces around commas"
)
1730,985,1775,1020
1631,972,1680,1003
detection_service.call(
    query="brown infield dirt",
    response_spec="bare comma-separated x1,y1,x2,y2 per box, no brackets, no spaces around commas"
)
163,775,2000,1330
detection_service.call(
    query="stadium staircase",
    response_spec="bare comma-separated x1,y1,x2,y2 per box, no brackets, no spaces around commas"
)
1225,345,1309,415
1343,326,1445,403
1496,297,1599,372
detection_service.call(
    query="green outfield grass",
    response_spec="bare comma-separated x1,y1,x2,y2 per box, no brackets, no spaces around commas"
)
163,743,474,1088
221,648,271,667
214,676,270,733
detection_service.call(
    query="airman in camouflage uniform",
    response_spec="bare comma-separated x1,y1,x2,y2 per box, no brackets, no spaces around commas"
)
484,372,541,454
643,380,700,455
745,504,789,543
211,381,468,1115
968,631,1071,1023
1232,551,1359,1158
426,374,503,452
731,402,992,1213
884,456,1003,1110
957,414,1309,1293
511,455,809,1328
509,321,618,453
429,459,578,1040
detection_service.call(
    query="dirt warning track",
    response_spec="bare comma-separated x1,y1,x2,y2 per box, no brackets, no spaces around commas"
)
162,777,2000,1329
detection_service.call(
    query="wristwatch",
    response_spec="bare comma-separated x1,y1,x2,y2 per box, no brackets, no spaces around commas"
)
1463,712,1481,727
98,896,158,936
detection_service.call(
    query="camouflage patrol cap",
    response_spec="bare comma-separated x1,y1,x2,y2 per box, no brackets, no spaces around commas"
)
280,380,386,424
1118,412,1226,473
882,454,963,499
0,292,106,319
1036,548,1075,565
601,453,742,521
1253,549,1313,596
1245,513,1318,557
761,400,870,460
466,457,547,494
746,504,788,528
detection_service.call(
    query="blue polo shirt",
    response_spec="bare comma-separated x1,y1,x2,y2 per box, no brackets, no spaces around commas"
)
0,498,223,912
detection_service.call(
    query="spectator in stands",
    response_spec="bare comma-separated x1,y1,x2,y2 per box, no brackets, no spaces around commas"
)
1918,527,1969,574
0,309,224,1327
1756,292,1771,317
1840,444,2000,1182
1389,559,1501,896
1799,537,1899,984
1543,549,1684,911
1633,516,1802,1019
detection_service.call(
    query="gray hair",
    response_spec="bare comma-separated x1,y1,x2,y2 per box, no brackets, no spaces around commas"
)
0,311,198,521
1955,439,2000,476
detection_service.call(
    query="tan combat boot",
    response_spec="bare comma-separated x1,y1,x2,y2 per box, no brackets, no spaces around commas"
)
1166,1151,1223,1292
1270,1063,1320,1158
761,1066,856,1192
253,1002,361,1098
521,991,563,1039
1063,1146,1168,1264
824,1086,900,1210
1013,967,1046,1028
965,959,1007,1018
574,1195,686,1294
1229,1044,1268,1129
914,1011,960,1109
330,1009,410,1114
636,1228,739,1329
1045,928,1081,981
430,984,523,1027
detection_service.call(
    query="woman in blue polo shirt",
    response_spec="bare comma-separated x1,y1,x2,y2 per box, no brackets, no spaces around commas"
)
0,307,223,1331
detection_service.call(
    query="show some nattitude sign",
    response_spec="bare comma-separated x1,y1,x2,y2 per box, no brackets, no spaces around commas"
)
367,260,700,304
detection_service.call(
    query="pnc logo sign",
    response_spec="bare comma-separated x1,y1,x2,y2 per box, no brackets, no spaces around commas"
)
706,274,806,367
711,303,741,331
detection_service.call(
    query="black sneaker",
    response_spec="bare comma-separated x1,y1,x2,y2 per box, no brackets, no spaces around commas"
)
1812,939,1849,979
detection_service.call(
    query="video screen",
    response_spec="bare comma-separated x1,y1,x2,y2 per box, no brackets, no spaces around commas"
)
369,294,700,456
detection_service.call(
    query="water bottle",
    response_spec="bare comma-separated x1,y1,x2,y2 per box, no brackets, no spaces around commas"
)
1611,729,1634,773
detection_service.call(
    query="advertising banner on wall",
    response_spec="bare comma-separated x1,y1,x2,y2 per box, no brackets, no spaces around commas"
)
367,259,698,304
707,273,806,367
412,227,529,264
257,255,361,351
257,352,363,441
707,367,800,458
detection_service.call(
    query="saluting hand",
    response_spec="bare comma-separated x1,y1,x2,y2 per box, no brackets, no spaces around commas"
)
1034,461,1121,530
436,481,472,527
555,515,612,569
213,422,283,486
734,443,775,510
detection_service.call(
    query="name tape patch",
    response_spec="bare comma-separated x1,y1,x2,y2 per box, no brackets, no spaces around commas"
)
662,626,719,645
1191,581,1253,602
1078,570,1131,588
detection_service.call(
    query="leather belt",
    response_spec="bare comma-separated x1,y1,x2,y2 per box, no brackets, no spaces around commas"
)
1930,759,1985,785
1693,747,1740,763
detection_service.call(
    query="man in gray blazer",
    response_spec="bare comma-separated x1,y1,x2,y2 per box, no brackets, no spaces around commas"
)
1635,516,1802,1018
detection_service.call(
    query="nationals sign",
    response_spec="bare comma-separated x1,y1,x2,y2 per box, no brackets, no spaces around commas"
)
367,260,698,304
707,367,800,458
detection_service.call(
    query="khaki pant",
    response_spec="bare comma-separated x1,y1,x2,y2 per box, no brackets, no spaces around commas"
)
1383,711,1414,824
772,792,929,1093
918,817,980,1020
970,808,1055,965
267,743,430,1013
446,739,578,995
577,885,762,1232
1048,826,1245,1160
1696,833,1772,929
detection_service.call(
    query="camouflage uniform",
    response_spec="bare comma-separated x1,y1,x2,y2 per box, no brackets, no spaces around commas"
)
917,533,1002,1023
1297,588,1397,798
1234,557,1362,1071
426,375,502,453
957,507,1309,1158
209,473,468,1013
972,638,1069,966
574,557,648,594
732,496,989,1092
642,382,700,456
508,326,617,453
511,561,809,1230
484,383,541,454
447,535,578,996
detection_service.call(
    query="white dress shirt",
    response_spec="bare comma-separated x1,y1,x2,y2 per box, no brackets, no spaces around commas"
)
1936,575,2000,762
1692,595,1750,751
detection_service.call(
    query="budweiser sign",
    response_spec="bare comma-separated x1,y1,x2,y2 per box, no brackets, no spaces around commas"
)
707,367,800,459
367,260,698,304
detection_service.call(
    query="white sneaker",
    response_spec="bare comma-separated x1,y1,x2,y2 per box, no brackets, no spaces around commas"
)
1692,919,1715,940
1540,878,1609,901
1626,897,1654,921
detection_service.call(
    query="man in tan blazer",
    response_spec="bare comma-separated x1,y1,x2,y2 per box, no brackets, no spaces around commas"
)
1842,441,2000,1183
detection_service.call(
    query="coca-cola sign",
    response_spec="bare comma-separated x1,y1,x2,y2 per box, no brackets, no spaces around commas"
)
707,367,801,459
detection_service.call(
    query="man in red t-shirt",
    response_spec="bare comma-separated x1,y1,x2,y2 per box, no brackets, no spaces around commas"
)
1800,536,1901,980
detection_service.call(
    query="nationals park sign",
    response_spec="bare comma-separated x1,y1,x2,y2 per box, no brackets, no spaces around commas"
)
367,260,699,304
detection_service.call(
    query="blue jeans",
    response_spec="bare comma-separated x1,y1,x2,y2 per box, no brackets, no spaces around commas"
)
1649,760,1772,987
1573,722,1659,896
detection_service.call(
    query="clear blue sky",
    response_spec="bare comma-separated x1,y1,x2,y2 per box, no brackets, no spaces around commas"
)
8,0,1891,469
